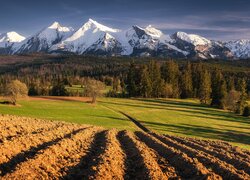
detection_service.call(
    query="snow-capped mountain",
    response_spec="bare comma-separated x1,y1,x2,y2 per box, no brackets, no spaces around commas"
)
0,32,25,54
1,18,250,59
50,19,122,55
174,32,211,46
225,40,250,59
171,32,233,59
15,22,74,54
122,25,188,57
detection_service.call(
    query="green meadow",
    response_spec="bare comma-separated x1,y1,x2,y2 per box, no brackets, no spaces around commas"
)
0,97,249,150
0,98,138,131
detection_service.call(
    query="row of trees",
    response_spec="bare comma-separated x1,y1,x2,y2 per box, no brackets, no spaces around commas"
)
2,78,105,105
0,56,249,115
126,61,249,115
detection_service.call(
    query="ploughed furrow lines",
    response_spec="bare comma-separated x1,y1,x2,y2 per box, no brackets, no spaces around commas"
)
0,117,59,143
134,131,220,179
90,130,125,180
0,122,63,145
118,130,150,179
153,133,250,179
0,123,86,171
2,127,101,179
182,136,250,162
0,126,89,177
164,134,250,175
118,130,174,179
62,130,108,179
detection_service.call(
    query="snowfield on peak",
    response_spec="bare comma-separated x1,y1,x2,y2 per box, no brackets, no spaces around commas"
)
225,40,250,58
37,22,74,44
51,19,121,54
0,32,25,47
15,22,74,54
1,18,250,59
175,32,211,46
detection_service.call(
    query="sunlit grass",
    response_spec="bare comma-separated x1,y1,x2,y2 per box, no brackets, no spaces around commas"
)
0,96,249,150
100,98,250,150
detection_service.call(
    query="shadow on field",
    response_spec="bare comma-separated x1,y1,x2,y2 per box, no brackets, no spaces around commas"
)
136,99,250,124
62,130,107,179
87,115,131,122
32,96,91,103
101,99,250,125
0,128,87,176
139,120,250,145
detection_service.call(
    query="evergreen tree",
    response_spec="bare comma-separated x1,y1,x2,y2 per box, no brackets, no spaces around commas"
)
50,83,69,96
236,79,248,114
228,76,235,91
148,61,162,97
161,60,180,98
199,70,212,104
127,62,139,97
192,62,203,97
211,68,227,108
181,62,193,98
218,80,228,109
140,65,152,98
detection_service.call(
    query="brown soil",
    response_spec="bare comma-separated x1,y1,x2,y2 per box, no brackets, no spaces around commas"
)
29,96,92,103
0,114,249,179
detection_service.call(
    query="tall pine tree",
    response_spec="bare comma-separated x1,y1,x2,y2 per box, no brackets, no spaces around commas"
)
181,62,193,98
127,62,139,97
199,69,212,104
148,61,162,97
161,60,180,98
192,62,203,97
236,79,248,114
211,68,227,108
140,65,152,98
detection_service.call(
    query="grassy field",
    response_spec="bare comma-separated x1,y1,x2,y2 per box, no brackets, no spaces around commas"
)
0,97,137,131
100,98,250,150
0,97,249,149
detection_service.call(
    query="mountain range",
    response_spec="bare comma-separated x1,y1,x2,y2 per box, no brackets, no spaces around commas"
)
1,18,250,59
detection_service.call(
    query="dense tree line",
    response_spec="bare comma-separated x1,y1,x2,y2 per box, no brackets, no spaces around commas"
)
125,60,249,115
0,55,249,115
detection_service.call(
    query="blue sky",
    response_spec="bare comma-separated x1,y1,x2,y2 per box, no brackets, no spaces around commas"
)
1,0,250,40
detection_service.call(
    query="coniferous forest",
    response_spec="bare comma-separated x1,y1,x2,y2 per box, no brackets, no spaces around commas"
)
0,54,249,114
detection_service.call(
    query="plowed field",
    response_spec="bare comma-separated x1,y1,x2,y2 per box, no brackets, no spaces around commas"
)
0,115,250,179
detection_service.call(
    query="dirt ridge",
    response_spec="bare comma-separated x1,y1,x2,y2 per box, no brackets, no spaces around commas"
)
0,115,249,179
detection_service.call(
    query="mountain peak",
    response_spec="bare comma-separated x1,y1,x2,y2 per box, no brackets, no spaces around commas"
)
83,19,119,33
175,31,211,46
47,22,73,32
0,31,25,43
88,18,96,23
49,21,61,29
132,25,144,30
145,25,163,38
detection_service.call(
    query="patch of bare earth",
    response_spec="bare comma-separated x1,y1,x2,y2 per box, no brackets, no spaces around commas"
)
0,114,249,179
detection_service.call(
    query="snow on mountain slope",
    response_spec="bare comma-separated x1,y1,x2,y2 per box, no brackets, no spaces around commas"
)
170,32,234,59
51,19,121,54
50,20,186,57
175,32,211,46
225,40,250,58
124,25,187,57
84,33,123,56
145,25,172,42
15,22,74,53
5,18,249,59
0,32,25,47
38,22,73,44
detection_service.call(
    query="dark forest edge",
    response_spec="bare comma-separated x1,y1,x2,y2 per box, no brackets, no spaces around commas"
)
0,54,250,117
